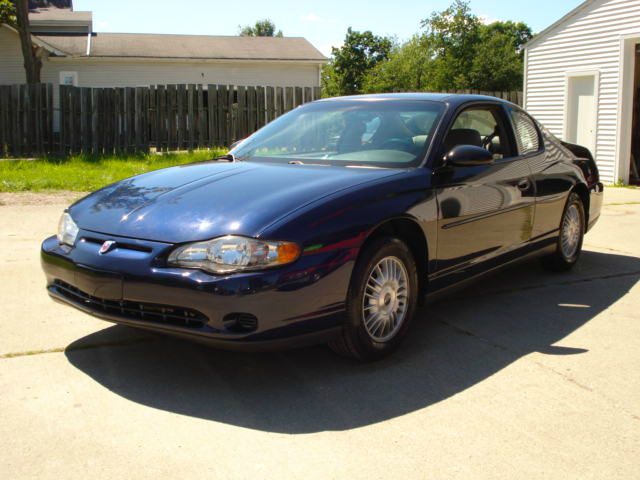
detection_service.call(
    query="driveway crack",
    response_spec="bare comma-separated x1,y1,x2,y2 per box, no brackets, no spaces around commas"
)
438,320,640,422
0,336,155,360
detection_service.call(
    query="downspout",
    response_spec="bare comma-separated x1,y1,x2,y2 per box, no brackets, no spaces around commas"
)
86,32,92,56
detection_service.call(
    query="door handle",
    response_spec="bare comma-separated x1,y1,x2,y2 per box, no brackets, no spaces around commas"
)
517,179,531,192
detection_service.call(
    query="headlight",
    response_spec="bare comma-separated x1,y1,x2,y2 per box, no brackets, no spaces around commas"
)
167,235,301,274
57,212,79,246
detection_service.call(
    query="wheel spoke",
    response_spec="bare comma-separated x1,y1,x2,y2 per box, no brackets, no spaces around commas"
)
361,255,410,343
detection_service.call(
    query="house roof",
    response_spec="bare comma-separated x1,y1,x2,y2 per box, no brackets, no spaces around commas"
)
524,0,595,50
36,32,328,62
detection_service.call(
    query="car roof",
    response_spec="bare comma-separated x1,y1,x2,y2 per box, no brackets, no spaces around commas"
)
317,92,517,108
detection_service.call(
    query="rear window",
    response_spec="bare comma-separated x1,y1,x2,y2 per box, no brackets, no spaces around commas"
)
510,109,542,155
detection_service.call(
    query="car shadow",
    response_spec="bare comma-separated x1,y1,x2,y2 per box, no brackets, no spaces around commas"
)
65,250,640,433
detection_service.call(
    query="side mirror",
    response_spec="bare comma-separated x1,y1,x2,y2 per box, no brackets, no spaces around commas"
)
444,145,494,167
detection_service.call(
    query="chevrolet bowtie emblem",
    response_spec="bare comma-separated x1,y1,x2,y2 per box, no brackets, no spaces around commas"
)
99,240,117,255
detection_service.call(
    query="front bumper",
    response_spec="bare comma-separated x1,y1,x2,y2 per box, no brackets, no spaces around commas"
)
41,232,354,350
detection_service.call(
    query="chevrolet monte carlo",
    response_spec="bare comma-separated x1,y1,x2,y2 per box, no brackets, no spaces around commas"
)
41,94,603,360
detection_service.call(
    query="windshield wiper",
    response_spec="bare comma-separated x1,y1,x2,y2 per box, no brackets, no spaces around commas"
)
288,160,330,167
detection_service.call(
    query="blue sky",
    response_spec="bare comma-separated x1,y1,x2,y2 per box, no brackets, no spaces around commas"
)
74,0,584,56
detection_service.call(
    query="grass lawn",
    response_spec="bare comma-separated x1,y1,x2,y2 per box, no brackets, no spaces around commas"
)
0,149,227,192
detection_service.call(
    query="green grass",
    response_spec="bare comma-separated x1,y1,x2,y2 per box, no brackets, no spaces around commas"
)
0,149,227,192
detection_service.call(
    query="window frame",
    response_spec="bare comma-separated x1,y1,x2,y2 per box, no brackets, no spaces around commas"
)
59,71,78,87
436,102,517,165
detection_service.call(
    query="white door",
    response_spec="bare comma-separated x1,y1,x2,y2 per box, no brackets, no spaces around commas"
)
566,75,597,155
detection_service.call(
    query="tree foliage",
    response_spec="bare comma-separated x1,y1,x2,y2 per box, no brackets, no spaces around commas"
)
0,0,16,25
361,35,432,93
238,19,283,37
326,0,533,96
322,27,393,97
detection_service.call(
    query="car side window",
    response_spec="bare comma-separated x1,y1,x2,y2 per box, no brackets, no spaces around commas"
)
443,107,510,160
510,109,542,155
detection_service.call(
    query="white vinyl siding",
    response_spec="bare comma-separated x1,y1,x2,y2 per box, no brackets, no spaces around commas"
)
41,59,320,90
524,0,640,184
0,26,27,84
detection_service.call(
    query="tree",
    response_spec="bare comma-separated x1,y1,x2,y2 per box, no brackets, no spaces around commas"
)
420,0,481,91
0,0,43,83
360,0,533,94
322,28,393,96
469,21,533,91
239,19,283,37
362,35,433,93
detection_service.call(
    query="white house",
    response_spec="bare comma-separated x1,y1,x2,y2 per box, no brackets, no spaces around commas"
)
0,1,326,106
523,0,640,184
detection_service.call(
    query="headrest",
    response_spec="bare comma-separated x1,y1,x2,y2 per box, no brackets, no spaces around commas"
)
443,128,482,153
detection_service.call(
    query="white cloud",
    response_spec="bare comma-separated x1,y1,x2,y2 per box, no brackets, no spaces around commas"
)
301,13,322,23
479,14,496,25
96,21,110,30
317,42,337,57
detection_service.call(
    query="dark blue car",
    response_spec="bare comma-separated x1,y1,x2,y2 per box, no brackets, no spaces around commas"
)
42,94,603,360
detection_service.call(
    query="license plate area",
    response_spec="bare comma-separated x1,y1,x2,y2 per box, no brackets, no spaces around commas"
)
74,265,123,300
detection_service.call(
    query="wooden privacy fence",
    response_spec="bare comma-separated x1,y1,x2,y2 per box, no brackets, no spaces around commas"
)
0,84,523,157
0,83,54,157
59,84,321,155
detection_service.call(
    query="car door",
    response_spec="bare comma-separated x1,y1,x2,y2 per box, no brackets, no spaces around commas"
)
432,103,536,278
506,107,571,241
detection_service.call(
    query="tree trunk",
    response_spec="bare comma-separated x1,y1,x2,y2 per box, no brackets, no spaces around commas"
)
15,0,42,84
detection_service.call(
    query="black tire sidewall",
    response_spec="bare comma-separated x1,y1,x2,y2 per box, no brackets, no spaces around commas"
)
344,237,419,359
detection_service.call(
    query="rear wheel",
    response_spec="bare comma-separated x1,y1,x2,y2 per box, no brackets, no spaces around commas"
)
329,237,418,361
541,192,585,272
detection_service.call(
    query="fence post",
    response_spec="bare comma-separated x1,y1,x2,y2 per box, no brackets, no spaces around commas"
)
257,86,266,128
187,84,195,150
197,84,205,148
0,86,7,157
266,86,275,123
207,84,216,148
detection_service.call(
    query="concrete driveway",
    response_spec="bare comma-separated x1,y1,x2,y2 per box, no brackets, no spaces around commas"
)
1,189,639,479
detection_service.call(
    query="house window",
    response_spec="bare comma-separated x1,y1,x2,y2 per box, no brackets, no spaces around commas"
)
60,71,78,86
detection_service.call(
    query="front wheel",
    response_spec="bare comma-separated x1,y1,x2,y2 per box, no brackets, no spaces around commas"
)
329,237,419,361
541,192,585,272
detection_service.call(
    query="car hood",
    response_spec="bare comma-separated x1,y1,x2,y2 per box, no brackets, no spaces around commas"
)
70,161,403,243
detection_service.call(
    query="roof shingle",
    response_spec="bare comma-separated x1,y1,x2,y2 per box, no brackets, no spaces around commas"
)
37,32,327,62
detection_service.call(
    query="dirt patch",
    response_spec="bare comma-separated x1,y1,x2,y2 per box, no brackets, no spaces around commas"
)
0,191,88,207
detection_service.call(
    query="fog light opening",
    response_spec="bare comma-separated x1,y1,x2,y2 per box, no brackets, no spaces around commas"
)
223,313,258,333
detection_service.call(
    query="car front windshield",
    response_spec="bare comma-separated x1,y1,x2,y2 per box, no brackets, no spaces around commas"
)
231,100,445,168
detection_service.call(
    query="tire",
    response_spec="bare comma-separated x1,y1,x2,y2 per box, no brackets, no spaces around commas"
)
329,236,419,361
541,192,585,272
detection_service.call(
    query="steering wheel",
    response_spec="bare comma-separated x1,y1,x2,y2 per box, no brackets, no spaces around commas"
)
378,138,415,153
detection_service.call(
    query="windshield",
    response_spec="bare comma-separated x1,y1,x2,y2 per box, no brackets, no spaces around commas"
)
231,100,445,168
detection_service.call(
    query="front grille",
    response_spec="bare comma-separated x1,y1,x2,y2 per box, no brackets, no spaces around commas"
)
53,280,208,329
